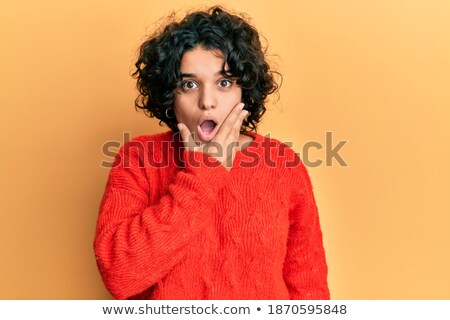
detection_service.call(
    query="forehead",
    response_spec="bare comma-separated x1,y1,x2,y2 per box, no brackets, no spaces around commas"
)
180,47,226,73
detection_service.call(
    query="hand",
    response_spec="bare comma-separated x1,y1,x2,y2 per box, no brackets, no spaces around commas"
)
177,102,248,171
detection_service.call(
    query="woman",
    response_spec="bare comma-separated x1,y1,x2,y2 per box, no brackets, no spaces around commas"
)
94,6,330,300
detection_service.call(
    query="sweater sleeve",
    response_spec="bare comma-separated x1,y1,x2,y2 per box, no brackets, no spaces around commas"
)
283,158,330,300
94,139,230,299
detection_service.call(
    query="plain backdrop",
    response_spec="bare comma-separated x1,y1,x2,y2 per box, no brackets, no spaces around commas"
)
0,0,449,299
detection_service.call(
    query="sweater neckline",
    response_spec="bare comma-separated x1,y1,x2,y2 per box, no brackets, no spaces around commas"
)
168,130,264,170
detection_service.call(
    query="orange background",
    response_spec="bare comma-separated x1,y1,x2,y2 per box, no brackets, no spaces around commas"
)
1,0,449,299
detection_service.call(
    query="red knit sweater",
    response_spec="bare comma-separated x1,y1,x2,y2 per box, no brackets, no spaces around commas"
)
94,130,330,300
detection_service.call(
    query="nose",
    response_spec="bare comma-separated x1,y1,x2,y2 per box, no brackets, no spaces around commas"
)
198,85,217,110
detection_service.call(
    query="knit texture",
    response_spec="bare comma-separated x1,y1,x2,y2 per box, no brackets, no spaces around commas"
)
94,130,330,300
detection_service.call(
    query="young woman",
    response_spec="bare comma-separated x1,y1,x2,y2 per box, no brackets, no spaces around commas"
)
94,6,330,300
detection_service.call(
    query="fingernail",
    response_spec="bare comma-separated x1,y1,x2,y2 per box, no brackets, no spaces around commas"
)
242,110,248,116
177,123,183,131
239,103,245,110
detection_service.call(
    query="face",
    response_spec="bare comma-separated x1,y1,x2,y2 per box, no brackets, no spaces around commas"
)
173,46,242,144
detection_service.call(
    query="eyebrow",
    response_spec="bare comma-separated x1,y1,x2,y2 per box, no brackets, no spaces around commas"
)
180,70,232,79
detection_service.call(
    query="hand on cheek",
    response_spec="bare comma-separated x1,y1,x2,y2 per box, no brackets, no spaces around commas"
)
177,102,248,171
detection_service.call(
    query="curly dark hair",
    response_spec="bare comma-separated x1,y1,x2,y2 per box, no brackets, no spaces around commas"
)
132,6,281,133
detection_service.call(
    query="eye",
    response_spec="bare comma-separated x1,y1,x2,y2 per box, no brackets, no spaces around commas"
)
180,80,198,90
218,79,233,88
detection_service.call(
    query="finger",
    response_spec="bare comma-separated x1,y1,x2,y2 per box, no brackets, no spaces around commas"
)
214,102,245,141
177,123,188,143
232,109,248,135
177,123,195,147
224,102,246,139
225,109,248,147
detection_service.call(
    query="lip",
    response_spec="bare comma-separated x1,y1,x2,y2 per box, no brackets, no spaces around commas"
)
197,114,219,142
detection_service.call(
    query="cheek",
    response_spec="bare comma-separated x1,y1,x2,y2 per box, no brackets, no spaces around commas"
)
173,97,194,124
222,87,242,105
233,87,243,103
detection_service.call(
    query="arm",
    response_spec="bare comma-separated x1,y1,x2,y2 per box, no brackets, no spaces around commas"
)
283,160,330,300
94,140,229,299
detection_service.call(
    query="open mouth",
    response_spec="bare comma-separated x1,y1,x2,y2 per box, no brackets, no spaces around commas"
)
200,120,217,133
197,118,218,142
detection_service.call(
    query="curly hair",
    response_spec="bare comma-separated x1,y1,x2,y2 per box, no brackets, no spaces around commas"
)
132,6,280,133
